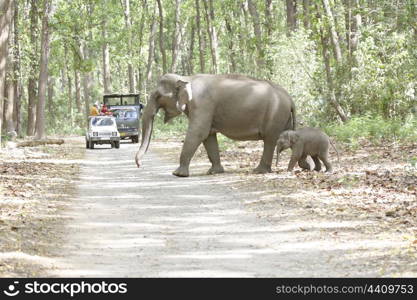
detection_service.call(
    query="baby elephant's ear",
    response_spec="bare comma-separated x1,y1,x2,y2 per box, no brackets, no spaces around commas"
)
289,131,300,144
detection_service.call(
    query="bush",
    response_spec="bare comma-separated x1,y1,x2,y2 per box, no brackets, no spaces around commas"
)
324,115,417,145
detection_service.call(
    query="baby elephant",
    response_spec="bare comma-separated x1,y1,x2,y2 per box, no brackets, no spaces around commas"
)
276,128,338,172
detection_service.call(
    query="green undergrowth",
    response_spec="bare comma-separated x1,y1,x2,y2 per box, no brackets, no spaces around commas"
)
324,115,417,148
153,114,236,151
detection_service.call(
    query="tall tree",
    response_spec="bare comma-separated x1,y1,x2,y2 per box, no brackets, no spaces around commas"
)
156,0,167,74
202,0,218,73
170,0,181,72
12,0,21,135
74,68,82,112
0,0,13,145
27,0,38,136
322,0,342,63
145,13,157,84
286,0,297,35
35,0,52,140
122,0,136,92
4,5,15,134
195,0,205,73
101,19,111,94
247,0,264,72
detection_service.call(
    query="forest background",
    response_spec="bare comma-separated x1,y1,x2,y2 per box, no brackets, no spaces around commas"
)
0,0,416,145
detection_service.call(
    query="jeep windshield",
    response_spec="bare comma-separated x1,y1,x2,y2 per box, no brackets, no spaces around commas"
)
91,117,115,126
112,109,138,119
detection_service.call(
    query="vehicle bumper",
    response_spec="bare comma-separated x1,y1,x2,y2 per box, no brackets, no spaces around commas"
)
119,130,139,138
89,137,120,143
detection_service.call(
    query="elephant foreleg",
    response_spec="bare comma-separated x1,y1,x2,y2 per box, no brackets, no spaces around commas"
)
173,122,210,177
203,133,224,175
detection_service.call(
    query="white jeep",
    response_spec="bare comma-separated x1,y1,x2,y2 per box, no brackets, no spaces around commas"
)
86,116,121,149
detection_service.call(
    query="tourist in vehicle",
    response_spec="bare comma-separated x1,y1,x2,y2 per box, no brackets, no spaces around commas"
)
101,103,109,115
90,103,99,116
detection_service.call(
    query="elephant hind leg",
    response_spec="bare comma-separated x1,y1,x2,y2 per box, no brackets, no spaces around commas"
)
298,155,310,170
253,139,275,174
320,155,333,172
312,156,322,171
203,133,225,175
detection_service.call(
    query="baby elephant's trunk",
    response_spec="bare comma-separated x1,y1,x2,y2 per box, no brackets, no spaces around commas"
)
275,147,281,167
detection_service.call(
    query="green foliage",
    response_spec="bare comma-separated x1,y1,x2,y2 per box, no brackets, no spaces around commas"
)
6,0,417,142
325,115,417,146
152,114,188,139
339,27,416,119
267,30,320,123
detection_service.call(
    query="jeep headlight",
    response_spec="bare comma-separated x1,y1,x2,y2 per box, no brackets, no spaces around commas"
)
112,132,118,136
93,132,98,137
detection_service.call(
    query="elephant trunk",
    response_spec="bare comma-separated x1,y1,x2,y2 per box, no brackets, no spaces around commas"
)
275,146,282,167
135,92,159,167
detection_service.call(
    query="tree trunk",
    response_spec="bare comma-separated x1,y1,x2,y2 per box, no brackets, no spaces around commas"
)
156,0,167,74
187,19,195,74
34,0,52,140
170,0,181,72
286,0,297,35
64,44,73,123
12,0,20,135
322,0,342,64
26,0,39,136
81,41,92,120
202,0,218,73
0,0,13,145
195,0,205,73
17,138,64,147
136,0,148,92
247,0,264,71
320,30,348,123
4,7,15,134
264,0,273,37
224,18,237,73
82,3,94,121
350,0,361,55
145,13,156,87
122,0,136,93
302,0,310,30
27,0,38,136
47,76,54,124
101,20,111,94
74,68,82,113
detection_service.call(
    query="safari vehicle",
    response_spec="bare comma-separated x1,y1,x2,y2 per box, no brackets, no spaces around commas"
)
103,94,144,143
86,116,120,149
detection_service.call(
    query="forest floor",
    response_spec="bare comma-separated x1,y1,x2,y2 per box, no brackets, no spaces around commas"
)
0,138,82,276
0,136,416,276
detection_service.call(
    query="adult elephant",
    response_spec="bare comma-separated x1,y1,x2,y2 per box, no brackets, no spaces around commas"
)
135,73,296,177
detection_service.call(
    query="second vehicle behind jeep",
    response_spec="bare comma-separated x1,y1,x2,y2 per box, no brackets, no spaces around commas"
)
103,94,144,143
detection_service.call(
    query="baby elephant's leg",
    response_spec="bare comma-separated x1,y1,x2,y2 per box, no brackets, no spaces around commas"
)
319,154,333,172
287,147,303,171
298,154,310,170
312,156,322,171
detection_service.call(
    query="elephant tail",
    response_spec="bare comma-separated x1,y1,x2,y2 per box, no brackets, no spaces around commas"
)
291,100,296,130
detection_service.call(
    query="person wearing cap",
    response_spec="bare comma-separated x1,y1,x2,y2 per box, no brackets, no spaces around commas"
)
90,103,99,116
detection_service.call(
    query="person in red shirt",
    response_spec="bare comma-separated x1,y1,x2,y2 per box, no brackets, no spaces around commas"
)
101,103,109,115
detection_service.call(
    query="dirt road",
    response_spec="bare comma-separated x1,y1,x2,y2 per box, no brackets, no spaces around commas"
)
50,141,416,277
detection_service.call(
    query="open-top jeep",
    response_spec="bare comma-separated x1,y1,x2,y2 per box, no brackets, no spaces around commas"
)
86,116,120,149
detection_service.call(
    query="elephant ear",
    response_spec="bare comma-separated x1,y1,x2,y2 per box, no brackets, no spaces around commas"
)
176,80,193,102
288,131,300,145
